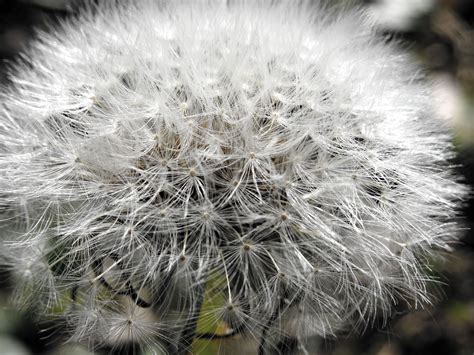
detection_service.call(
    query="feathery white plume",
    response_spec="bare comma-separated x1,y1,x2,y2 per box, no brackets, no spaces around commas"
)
0,1,466,353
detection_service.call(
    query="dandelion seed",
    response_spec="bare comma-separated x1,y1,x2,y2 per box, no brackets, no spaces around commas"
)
0,0,467,354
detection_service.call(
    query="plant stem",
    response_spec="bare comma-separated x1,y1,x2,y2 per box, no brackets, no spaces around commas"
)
176,277,207,355
258,308,280,355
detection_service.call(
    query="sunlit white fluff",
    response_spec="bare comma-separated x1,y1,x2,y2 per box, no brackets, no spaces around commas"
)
0,0,466,353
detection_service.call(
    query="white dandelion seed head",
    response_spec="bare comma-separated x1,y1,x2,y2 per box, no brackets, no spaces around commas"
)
0,0,466,353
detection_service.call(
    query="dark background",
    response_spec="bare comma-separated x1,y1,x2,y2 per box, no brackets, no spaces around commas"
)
0,0,473,354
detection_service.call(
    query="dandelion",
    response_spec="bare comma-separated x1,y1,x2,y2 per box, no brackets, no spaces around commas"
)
0,1,466,354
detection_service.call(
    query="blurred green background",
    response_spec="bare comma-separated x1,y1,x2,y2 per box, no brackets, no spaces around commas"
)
0,0,473,354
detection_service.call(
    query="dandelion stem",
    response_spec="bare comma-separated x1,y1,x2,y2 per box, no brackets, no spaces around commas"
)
258,308,280,355
177,276,207,355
